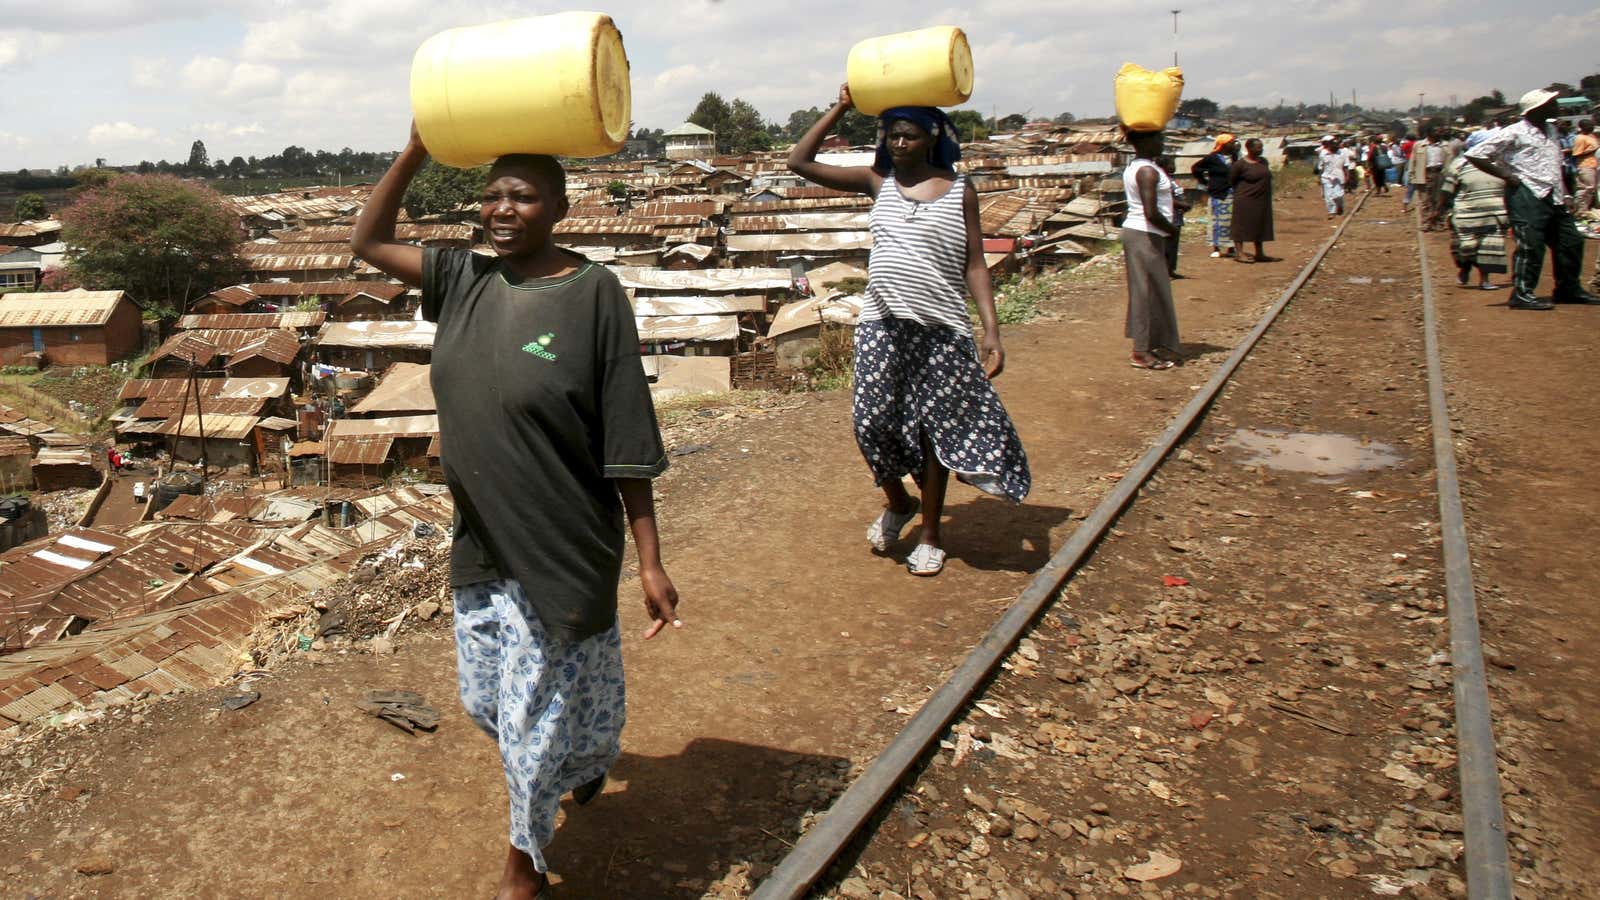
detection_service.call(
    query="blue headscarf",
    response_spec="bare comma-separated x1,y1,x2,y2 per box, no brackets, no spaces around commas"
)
873,106,962,174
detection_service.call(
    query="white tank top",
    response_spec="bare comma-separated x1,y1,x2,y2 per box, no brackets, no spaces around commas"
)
1122,158,1173,235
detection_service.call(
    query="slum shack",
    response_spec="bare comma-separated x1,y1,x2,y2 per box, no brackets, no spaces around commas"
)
0,436,31,490
767,294,863,371
31,447,98,490
0,290,143,366
315,321,435,373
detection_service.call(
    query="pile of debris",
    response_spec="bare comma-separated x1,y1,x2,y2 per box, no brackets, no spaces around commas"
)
244,525,452,668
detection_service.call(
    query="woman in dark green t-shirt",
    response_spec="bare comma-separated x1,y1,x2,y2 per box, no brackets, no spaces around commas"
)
353,124,682,899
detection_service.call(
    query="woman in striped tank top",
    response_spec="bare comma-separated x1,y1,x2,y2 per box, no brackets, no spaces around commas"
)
788,84,1030,577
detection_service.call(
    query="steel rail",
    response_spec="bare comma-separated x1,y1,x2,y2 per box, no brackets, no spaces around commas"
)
1413,207,1514,899
752,192,1372,900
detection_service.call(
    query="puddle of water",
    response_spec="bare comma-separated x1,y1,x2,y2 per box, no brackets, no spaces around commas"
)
1224,428,1404,478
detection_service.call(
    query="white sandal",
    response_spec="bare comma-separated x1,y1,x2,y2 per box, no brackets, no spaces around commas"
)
906,544,946,577
867,499,920,551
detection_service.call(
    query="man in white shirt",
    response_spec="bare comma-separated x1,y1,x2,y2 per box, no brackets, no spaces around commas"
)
1467,89,1598,309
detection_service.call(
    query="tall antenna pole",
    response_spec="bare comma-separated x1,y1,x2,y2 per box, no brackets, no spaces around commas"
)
1170,10,1181,67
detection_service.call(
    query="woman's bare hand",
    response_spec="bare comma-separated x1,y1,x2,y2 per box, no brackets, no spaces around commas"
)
640,564,681,640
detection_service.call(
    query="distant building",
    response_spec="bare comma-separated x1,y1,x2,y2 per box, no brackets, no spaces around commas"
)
0,290,143,366
663,122,716,161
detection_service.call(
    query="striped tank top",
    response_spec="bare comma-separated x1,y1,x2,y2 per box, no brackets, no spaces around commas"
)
863,173,971,335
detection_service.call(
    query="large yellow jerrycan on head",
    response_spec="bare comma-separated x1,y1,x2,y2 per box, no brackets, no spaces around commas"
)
1113,62,1184,132
411,11,631,168
847,26,974,116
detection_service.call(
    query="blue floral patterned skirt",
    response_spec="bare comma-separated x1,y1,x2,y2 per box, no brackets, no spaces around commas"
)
454,579,625,872
851,317,1030,503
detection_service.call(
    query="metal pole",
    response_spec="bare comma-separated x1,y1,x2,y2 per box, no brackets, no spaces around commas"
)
1171,9,1181,67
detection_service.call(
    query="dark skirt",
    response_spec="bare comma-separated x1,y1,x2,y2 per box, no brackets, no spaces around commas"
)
1122,228,1179,353
1230,160,1275,243
851,317,1030,503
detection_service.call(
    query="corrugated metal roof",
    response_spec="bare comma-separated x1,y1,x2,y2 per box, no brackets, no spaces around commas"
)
0,486,455,723
153,413,259,440
349,362,435,415
611,266,793,294
242,252,354,274
326,434,395,465
0,290,125,328
632,295,765,317
724,232,871,253
133,397,266,419
316,320,435,349
120,377,290,403
176,312,326,330
149,329,300,367
323,414,438,438
202,285,258,307
227,330,301,366
636,315,739,343
247,280,403,299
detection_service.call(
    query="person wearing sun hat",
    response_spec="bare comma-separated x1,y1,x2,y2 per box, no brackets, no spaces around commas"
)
1190,133,1239,257
1467,88,1599,309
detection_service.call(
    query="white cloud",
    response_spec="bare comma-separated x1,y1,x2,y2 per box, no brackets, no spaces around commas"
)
87,121,158,144
182,56,283,98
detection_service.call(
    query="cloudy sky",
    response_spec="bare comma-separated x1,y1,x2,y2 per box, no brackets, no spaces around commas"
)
0,0,1594,170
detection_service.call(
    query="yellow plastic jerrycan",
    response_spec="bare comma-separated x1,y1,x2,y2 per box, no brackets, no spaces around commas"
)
847,26,974,116
410,12,631,168
1113,62,1184,132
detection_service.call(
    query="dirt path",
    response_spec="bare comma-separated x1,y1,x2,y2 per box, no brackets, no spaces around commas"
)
83,469,150,529
2,186,1400,899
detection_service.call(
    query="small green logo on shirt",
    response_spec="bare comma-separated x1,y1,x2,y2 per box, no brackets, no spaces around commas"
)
522,332,558,361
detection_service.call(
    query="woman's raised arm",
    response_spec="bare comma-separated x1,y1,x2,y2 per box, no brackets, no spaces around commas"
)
787,84,882,197
351,122,429,286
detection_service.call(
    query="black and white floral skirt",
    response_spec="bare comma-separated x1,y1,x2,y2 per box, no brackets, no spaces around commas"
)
852,317,1030,503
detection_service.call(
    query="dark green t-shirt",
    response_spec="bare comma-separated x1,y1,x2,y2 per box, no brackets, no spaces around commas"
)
422,247,667,641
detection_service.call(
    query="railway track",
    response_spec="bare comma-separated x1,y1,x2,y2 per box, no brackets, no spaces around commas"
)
752,192,1515,900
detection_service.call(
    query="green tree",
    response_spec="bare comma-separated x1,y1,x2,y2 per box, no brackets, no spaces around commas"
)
58,174,243,316
688,92,732,150
946,109,989,142
785,107,825,141
13,194,48,220
1581,73,1600,104
1052,111,1076,125
187,139,209,171
997,113,1028,131
1178,97,1219,119
606,180,629,199
402,160,489,219
726,98,772,154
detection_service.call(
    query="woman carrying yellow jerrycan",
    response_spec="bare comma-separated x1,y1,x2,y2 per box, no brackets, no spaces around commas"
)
788,84,1030,579
354,14,680,897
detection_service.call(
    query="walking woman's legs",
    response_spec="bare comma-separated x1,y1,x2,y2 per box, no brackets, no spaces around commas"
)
915,434,949,549
881,477,917,515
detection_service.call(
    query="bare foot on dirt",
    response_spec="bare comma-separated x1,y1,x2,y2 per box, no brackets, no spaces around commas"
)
497,845,547,899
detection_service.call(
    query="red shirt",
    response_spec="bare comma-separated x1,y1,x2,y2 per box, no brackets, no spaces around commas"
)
1401,139,1416,159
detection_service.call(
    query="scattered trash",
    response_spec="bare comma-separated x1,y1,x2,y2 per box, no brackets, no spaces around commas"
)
390,772,406,782
296,634,314,651
670,442,712,457
219,691,260,711
1162,575,1190,587
412,522,436,538
359,690,440,734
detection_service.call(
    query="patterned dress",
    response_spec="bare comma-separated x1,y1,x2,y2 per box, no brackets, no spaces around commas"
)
1440,158,1508,274
853,174,1030,503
